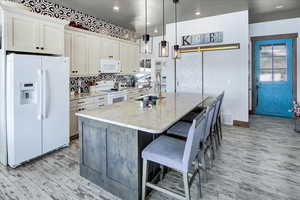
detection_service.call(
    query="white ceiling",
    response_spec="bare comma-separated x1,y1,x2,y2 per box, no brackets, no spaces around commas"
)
50,0,300,34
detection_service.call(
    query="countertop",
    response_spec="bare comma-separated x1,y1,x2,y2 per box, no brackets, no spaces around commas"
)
76,92,208,134
70,87,151,101
70,92,108,101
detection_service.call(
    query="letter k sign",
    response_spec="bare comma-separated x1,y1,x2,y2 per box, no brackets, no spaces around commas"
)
182,36,191,46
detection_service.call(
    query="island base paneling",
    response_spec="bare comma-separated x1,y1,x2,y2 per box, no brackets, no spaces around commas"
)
79,117,160,200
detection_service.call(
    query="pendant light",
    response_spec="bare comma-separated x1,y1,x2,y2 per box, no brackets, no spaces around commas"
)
173,0,180,59
159,0,169,57
140,0,152,54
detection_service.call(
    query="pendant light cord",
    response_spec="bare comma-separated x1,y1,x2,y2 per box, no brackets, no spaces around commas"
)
145,0,148,36
163,0,165,41
175,1,178,45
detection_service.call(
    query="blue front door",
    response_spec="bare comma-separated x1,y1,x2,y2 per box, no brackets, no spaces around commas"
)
255,38,293,118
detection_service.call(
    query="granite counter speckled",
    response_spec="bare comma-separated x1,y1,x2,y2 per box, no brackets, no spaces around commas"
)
76,92,207,133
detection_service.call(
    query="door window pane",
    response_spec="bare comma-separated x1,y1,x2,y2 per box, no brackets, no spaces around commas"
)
259,43,288,82
260,69,272,82
260,45,272,69
273,68,287,82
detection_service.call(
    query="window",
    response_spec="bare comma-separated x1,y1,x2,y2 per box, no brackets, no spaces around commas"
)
259,44,287,82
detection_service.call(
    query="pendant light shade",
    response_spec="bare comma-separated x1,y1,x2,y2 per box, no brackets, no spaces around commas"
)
173,44,181,58
140,0,152,54
159,0,169,57
173,0,180,59
159,40,169,57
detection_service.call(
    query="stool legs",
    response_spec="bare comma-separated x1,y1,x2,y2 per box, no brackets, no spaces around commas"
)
142,160,148,200
183,173,191,200
218,116,223,140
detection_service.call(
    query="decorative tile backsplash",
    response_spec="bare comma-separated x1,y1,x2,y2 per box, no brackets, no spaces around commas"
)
15,0,136,40
70,74,127,93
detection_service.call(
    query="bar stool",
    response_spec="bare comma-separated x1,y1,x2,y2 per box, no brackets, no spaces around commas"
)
167,103,216,174
141,112,208,200
211,92,225,148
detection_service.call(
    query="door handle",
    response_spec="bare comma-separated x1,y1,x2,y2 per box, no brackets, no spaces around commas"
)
38,69,43,120
43,69,48,119
256,85,260,107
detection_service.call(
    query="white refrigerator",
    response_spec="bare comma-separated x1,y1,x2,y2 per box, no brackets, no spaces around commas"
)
6,54,69,168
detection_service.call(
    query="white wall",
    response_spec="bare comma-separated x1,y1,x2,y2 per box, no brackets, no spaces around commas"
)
250,18,300,101
159,11,249,125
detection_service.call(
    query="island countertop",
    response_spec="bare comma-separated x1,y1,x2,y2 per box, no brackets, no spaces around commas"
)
76,92,207,134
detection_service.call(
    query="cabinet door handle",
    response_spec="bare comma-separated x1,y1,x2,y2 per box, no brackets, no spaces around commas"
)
98,97,104,100
98,104,104,107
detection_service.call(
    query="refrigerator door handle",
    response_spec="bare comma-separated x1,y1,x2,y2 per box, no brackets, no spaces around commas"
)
43,69,48,119
37,69,43,120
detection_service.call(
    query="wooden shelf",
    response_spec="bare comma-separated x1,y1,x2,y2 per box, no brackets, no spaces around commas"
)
180,43,240,53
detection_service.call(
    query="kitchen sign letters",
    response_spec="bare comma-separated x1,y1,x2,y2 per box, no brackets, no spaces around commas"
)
182,32,223,46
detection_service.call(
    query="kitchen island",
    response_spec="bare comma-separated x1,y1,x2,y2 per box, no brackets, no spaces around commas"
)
76,92,207,200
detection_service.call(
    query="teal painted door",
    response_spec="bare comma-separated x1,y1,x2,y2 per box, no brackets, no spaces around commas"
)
255,39,293,118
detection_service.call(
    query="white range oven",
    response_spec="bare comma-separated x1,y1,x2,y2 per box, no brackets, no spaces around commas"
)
107,91,128,104
94,81,128,104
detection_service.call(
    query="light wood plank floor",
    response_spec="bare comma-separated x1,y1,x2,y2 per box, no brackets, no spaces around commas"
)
0,115,299,200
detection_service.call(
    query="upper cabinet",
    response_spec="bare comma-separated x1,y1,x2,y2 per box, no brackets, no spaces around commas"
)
65,27,139,77
64,31,73,75
120,41,139,74
72,32,88,76
101,38,120,60
39,22,64,55
4,9,67,55
87,35,101,75
6,15,39,53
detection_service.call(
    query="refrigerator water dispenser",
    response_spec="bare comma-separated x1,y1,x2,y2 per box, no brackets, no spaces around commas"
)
20,83,36,105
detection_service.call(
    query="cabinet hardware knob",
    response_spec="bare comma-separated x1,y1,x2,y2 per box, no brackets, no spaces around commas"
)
41,47,44,50
36,47,39,49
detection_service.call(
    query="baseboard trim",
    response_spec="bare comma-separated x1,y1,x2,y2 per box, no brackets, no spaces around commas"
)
233,120,249,128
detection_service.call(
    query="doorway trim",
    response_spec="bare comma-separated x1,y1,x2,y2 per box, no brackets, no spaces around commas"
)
251,33,298,114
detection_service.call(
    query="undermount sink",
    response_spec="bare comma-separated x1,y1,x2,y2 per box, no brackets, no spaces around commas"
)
135,95,166,101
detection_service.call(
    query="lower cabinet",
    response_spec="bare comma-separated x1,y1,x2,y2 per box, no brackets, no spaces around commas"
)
70,109,78,138
69,95,107,138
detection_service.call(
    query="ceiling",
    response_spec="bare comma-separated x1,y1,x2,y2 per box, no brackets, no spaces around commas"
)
50,0,300,35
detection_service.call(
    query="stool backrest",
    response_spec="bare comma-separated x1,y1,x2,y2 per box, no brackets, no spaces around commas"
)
217,92,225,118
204,102,216,142
182,112,207,172
212,92,224,127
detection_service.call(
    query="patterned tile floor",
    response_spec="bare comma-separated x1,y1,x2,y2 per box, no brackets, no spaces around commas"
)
0,115,299,200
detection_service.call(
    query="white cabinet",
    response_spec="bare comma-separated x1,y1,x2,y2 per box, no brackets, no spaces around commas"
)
120,42,139,74
64,31,74,75
39,23,64,55
69,95,107,137
87,35,101,75
101,38,120,60
6,14,65,55
65,28,139,76
130,44,140,73
7,15,39,53
72,32,88,76
120,42,130,73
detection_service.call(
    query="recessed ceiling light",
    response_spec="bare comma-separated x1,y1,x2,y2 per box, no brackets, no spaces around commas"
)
195,11,201,16
276,5,284,9
113,6,119,12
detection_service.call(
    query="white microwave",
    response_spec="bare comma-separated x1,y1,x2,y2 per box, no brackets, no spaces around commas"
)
100,59,121,73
